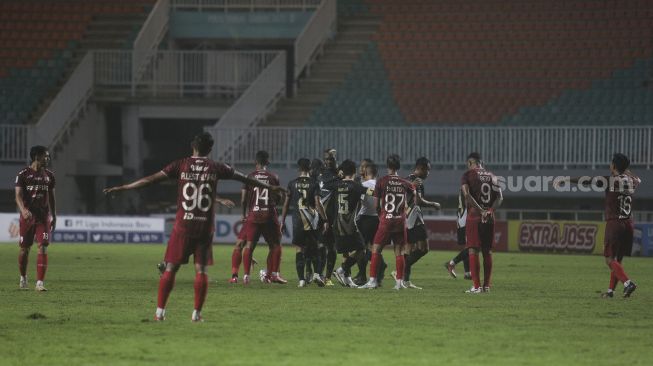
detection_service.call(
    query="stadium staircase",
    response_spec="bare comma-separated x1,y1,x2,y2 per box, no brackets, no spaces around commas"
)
262,0,383,127
0,0,155,126
261,0,653,127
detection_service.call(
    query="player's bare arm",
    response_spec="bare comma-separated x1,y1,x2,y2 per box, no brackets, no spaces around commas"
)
415,191,440,209
14,186,31,220
462,184,486,213
49,188,57,230
280,194,291,234
215,196,235,208
103,171,168,194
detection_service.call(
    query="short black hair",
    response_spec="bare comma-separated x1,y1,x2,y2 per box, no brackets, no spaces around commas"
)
366,163,378,177
415,157,430,169
256,150,270,166
340,159,356,176
387,154,400,170
612,153,630,174
297,158,311,172
30,145,48,162
191,132,214,156
467,152,482,164
361,158,373,166
310,158,324,177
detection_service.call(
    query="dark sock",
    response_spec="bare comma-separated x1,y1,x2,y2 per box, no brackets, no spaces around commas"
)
295,252,306,281
452,248,467,265
404,254,412,281
355,250,368,278
316,247,326,275
326,247,336,278
342,256,357,276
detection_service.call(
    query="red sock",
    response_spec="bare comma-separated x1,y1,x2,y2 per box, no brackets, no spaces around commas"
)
231,248,242,276
609,260,629,283
272,245,282,273
469,252,480,289
482,253,493,288
36,253,47,281
243,248,252,275
369,252,379,278
609,271,618,290
194,273,208,311
395,255,405,280
18,252,28,277
157,271,176,309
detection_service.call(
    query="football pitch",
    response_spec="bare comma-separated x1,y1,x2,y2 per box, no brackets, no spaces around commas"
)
0,244,651,366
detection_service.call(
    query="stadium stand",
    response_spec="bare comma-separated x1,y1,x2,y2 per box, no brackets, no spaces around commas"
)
0,0,156,125
269,0,653,126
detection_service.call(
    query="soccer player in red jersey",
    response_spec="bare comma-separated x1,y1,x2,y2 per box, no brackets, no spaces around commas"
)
559,153,640,298
359,154,416,290
15,146,56,292
461,152,502,294
240,151,287,285
104,133,284,321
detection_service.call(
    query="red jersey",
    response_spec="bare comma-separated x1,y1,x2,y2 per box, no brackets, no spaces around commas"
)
15,167,55,221
245,169,280,223
374,174,415,231
605,173,640,221
162,157,234,235
461,167,499,220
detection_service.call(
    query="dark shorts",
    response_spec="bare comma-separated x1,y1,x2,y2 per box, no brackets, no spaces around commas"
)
292,227,318,247
465,218,494,250
604,219,634,258
335,233,365,254
165,229,213,265
457,226,466,246
318,220,335,247
357,215,379,244
19,216,50,248
242,219,281,244
407,225,427,243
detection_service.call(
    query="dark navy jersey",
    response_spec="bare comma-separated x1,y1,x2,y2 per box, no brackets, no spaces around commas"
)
287,176,320,231
318,169,340,223
327,180,369,237
406,173,425,229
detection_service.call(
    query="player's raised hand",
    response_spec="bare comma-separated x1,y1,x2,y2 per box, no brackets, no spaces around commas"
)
432,202,441,209
216,197,235,208
103,186,122,195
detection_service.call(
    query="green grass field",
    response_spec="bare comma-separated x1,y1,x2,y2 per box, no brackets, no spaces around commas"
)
0,243,652,366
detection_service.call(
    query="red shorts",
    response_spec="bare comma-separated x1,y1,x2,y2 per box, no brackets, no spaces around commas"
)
242,219,281,244
465,218,494,250
373,224,407,246
604,219,634,258
19,216,51,248
164,229,214,265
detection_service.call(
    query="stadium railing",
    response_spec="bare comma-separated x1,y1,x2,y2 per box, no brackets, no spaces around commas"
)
0,124,31,162
206,51,287,161
133,0,170,96
204,126,653,169
170,0,321,11
294,0,336,83
95,50,279,97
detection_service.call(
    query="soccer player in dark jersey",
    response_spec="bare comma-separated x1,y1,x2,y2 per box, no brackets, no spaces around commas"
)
104,133,284,321
15,145,56,292
327,160,372,287
394,157,440,289
281,158,328,287
445,189,471,280
359,154,416,290
303,158,325,283
240,151,287,285
317,148,340,286
461,152,503,294
353,161,384,285
558,153,640,298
